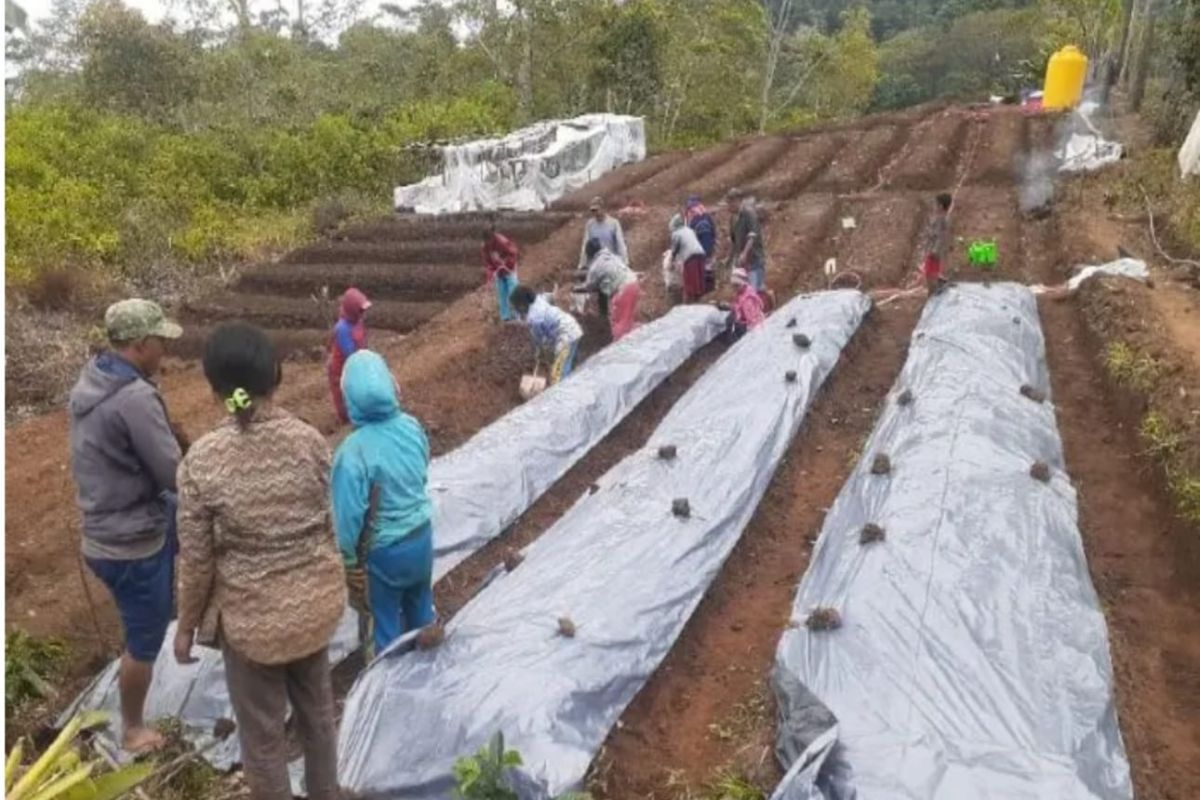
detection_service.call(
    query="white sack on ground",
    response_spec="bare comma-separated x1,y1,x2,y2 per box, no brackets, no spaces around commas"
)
1058,101,1123,173
771,283,1132,800
60,305,725,776
337,291,872,799
394,114,645,214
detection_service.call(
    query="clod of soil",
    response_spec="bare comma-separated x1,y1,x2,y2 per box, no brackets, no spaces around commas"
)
213,717,237,740
589,483,600,495
658,444,678,460
806,607,843,631
860,523,886,545
785,370,798,383
871,454,892,475
672,498,691,518
793,333,812,348
897,389,914,406
1030,461,1052,483
1020,384,1047,403
786,318,798,329
415,622,445,650
503,551,525,572
557,616,577,638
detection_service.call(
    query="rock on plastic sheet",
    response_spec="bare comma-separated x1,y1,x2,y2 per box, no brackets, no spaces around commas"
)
770,283,1133,800
337,290,871,799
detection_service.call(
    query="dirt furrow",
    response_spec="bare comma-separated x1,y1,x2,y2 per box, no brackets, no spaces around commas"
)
590,300,922,798
554,151,692,211
181,295,446,333
284,239,479,266
339,212,571,243
745,135,848,201
948,184,1028,283
760,194,841,296
684,137,794,200
967,110,1029,185
883,111,971,191
236,262,481,300
829,192,926,288
613,141,743,206
810,125,907,193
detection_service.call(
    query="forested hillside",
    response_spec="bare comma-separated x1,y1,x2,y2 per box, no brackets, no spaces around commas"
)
4,0,1197,287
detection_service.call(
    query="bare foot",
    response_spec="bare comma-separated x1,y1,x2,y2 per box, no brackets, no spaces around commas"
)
122,726,166,754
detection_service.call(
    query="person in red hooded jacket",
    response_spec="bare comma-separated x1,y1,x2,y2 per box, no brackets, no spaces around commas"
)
327,288,370,425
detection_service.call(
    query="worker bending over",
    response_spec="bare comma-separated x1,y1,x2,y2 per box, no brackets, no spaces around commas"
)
578,237,641,341
510,285,584,385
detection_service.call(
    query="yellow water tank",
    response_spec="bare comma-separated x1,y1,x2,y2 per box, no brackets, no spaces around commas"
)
1043,45,1088,110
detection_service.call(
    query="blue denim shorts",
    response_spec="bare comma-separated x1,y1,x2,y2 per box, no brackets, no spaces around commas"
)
86,494,177,663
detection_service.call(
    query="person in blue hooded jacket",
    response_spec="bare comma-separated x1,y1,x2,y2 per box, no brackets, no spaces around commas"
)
331,350,435,656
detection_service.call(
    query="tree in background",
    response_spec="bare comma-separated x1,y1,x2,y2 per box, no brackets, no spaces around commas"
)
1039,0,1123,57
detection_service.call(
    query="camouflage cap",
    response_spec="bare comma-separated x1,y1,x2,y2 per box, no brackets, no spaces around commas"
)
104,299,183,342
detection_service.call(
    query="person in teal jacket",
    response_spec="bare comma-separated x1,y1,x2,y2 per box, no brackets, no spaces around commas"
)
331,350,435,656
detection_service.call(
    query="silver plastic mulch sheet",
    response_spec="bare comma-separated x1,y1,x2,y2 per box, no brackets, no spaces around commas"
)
771,283,1132,800
338,290,871,799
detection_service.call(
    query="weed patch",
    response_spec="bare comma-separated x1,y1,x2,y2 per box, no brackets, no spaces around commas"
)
1103,341,1160,394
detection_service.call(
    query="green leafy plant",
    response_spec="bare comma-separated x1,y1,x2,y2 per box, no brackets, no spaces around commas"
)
452,733,522,800
6,712,154,800
704,769,765,800
451,733,592,800
5,630,68,717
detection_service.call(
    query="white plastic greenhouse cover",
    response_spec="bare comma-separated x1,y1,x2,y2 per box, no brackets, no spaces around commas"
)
59,304,725,774
394,114,646,214
337,290,871,799
770,283,1132,800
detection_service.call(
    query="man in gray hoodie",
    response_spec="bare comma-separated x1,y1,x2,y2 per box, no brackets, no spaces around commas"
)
69,298,183,753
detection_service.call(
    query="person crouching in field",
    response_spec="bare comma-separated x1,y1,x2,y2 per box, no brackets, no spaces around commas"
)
727,267,765,341
481,223,520,322
332,350,436,658
510,285,584,385
327,287,370,425
174,322,345,800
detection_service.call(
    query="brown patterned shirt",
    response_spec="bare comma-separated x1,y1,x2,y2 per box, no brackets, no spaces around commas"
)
176,404,346,665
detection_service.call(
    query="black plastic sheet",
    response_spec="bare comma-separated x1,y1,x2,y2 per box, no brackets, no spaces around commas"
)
771,283,1132,800
337,290,871,799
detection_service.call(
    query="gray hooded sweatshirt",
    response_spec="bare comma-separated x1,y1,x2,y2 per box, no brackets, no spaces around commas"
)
68,354,181,560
